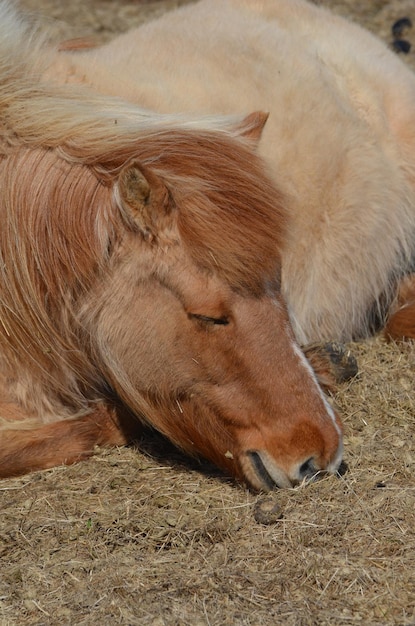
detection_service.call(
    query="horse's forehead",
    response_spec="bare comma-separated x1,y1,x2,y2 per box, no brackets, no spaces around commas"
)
171,261,233,305
106,130,284,295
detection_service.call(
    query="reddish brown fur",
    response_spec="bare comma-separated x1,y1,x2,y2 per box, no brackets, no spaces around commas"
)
0,404,137,478
303,351,340,395
384,274,415,341
58,37,98,52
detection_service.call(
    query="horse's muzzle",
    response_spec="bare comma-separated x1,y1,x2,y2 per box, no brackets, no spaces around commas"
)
241,445,345,491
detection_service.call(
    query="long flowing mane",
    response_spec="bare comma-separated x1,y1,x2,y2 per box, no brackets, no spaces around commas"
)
0,1,285,422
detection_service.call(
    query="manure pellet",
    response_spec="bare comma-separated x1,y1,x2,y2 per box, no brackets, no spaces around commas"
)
253,496,283,525
392,39,411,54
392,17,412,39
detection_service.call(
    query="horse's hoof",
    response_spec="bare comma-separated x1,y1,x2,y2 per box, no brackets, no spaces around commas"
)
322,342,359,383
303,342,358,393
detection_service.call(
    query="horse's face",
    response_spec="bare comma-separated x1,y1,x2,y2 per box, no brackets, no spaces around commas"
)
94,262,343,490
86,133,343,491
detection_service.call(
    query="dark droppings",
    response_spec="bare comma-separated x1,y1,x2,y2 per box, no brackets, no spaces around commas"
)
392,39,411,54
391,17,412,54
254,496,283,525
391,17,412,39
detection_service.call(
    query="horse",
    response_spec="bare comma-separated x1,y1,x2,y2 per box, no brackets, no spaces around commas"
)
0,0,346,490
48,0,415,345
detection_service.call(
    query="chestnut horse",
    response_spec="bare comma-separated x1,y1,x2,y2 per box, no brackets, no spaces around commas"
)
50,0,415,345
0,1,344,490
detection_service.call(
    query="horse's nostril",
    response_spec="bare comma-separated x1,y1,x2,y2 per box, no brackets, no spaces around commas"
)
336,459,348,476
298,457,317,480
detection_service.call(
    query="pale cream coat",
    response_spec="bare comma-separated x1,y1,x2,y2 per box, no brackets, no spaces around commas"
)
49,0,415,342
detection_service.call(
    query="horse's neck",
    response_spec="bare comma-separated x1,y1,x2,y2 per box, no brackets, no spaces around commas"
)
44,49,148,107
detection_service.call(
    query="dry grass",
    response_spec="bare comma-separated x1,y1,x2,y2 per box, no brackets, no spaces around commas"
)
1,1,415,624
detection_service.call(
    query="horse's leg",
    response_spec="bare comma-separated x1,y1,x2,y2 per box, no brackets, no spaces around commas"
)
384,273,415,341
0,403,141,478
304,342,358,393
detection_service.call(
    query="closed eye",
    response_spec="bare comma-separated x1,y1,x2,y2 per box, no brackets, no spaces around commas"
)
189,313,229,326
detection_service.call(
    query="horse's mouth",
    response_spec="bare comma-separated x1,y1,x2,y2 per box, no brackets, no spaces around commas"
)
243,450,347,491
246,451,278,491
242,450,294,490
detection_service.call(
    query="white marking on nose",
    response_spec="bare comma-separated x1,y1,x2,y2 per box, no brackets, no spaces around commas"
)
327,439,344,474
291,339,344,472
271,300,341,437
291,338,342,438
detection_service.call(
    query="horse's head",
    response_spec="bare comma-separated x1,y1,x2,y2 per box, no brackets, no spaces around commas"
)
78,121,343,491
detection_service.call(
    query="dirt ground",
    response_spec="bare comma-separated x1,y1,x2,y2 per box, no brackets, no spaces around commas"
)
1,1,415,625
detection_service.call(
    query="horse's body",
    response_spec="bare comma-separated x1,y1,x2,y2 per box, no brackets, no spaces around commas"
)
0,0,413,488
0,0,346,489
49,0,415,344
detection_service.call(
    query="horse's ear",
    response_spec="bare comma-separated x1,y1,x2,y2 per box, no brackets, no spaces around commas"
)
235,111,269,143
116,162,171,239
